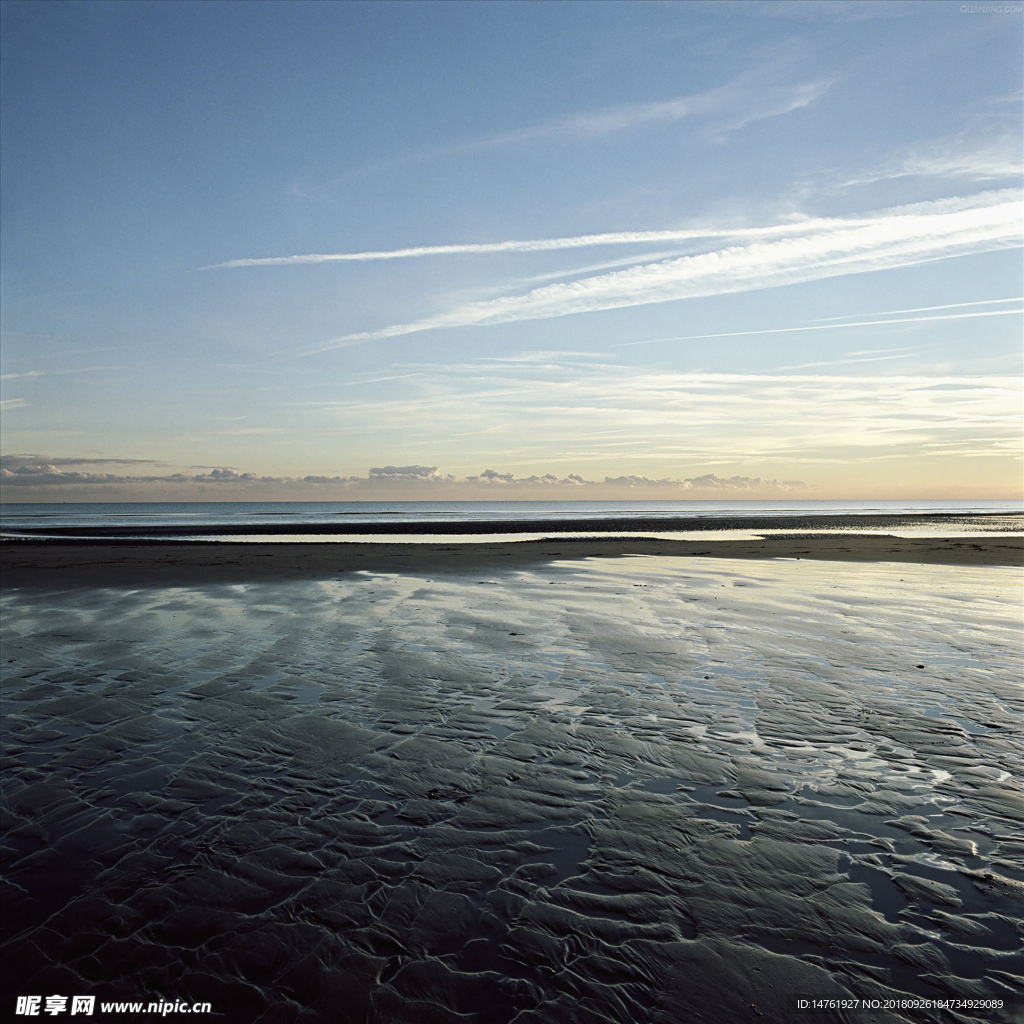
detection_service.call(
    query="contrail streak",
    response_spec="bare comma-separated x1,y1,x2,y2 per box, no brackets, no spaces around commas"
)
202,218,876,270
810,296,1023,321
616,308,1023,347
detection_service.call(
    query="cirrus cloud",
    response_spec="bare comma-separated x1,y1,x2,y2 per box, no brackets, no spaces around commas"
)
303,190,1023,353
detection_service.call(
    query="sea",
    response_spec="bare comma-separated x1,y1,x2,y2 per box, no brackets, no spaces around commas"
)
1,498,1021,542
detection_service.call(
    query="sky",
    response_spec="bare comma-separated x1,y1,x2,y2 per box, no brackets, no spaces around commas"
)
1,0,1022,502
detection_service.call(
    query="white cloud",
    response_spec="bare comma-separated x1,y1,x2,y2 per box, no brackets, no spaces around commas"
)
0,370,44,381
306,190,1023,353
811,296,1023,322
367,464,451,481
836,131,1023,189
0,459,268,486
464,468,805,492
0,365,119,380
617,307,1022,347
0,454,162,468
204,218,847,270
222,427,287,436
314,67,832,185
306,354,1023,471
476,75,831,147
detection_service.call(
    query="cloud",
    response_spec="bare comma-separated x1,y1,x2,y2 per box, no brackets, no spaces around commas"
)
467,75,831,148
0,365,120,381
5,351,1021,499
707,81,829,138
222,427,287,436
835,131,1023,189
465,469,585,487
811,296,1023,322
0,455,807,496
617,307,1023,347
0,454,163,468
613,473,806,491
305,190,1023,352
465,469,805,492
196,468,259,482
303,354,1024,471
0,371,44,381
313,67,831,185
751,0,917,21
204,219,846,270
343,372,426,387
0,457,274,487
0,399,30,410
0,466,142,486
300,474,362,486
368,464,451,482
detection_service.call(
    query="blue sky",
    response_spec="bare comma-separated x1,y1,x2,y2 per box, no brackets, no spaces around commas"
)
1,0,1021,500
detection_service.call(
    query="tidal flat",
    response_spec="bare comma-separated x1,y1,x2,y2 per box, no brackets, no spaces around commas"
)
1,553,1022,1023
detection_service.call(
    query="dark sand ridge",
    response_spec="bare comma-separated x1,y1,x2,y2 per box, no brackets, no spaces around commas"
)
1,529,1023,593
1,510,1021,540
2,550,1022,1022
0,509,1020,535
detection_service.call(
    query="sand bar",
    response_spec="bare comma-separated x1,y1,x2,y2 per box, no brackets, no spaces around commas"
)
2,528,1022,591
2,510,1020,539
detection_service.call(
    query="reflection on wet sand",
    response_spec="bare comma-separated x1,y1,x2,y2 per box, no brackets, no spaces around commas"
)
1,556,1021,1022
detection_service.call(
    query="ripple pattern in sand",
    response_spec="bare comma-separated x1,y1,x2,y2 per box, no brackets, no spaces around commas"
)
1,558,1022,1023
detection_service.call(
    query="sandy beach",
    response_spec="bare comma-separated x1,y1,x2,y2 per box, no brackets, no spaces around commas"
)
2,534,1022,1023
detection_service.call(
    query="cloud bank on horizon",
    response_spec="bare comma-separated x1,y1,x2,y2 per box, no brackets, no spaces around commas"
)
0,454,806,499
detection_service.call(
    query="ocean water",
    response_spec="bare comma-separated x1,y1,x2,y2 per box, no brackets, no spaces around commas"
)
1,498,1020,539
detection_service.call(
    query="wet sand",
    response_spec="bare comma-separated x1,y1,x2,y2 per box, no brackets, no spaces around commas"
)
1,538,1022,1022
1,529,1022,594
